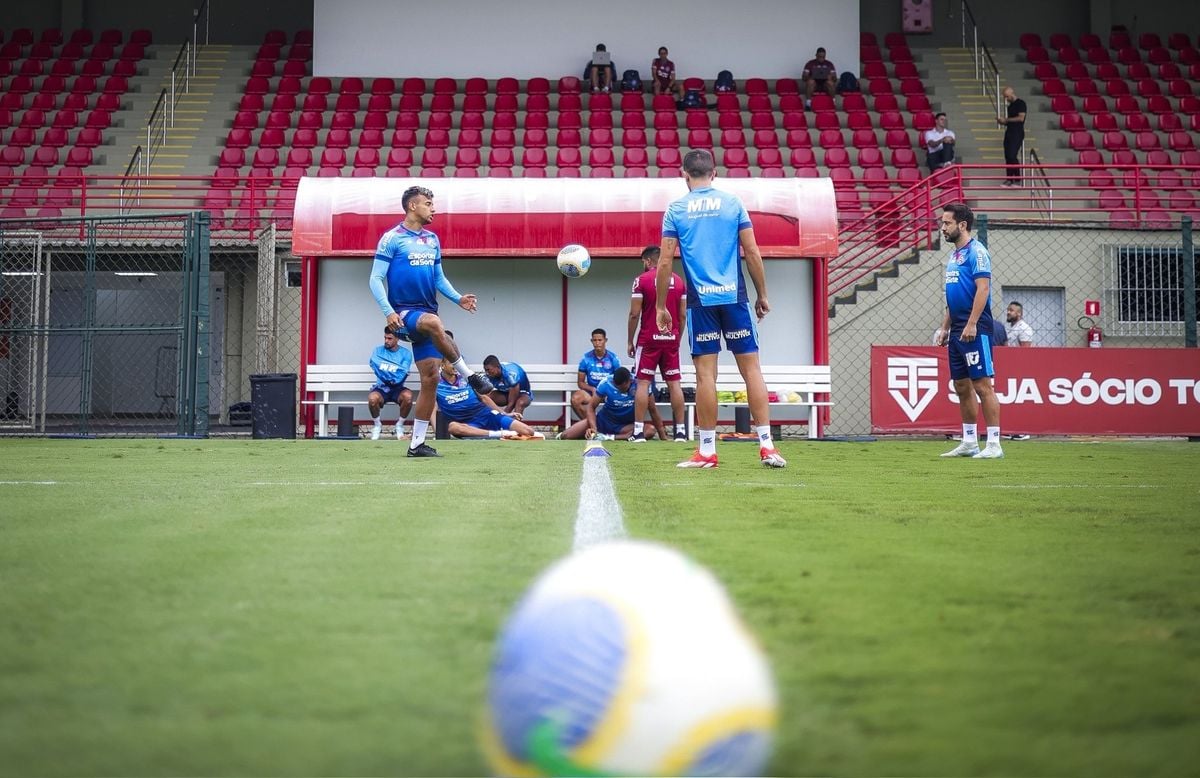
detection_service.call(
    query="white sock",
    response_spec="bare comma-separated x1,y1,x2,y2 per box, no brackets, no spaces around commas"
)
755,424,772,447
633,421,644,436
372,418,382,429
699,429,717,457
986,426,1001,444
488,430,502,438
452,356,472,379
411,418,429,448
962,423,978,444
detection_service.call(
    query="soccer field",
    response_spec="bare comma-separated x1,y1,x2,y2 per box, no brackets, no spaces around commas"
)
1,438,1198,776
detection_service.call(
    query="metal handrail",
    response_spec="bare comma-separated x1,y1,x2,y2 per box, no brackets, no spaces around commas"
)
960,0,1004,127
139,0,210,176
121,147,143,211
1028,148,1054,219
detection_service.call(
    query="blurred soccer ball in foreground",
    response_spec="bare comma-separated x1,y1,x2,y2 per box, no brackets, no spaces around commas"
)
556,244,592,278
481,539,777,777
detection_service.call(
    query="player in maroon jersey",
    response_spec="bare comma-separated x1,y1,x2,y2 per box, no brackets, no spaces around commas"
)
627,245,689,442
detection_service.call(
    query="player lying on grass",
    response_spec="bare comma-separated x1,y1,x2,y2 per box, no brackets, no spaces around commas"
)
435,357,543,439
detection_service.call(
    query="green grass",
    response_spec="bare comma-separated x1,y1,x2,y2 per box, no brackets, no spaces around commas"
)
1,438,1198,776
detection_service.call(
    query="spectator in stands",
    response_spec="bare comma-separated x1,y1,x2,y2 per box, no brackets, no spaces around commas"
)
651,46,685,100
924,112,956,173
628,246,688,443
369,185,495,458
573,328,622,420
997,86,1026,186
1004,301,1034,347
585,43,617,93
367,327,415,440
436,357,543,439
801,47,838,107
483,355,533,415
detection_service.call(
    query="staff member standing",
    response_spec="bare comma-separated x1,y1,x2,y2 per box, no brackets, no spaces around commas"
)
997,86,1026,186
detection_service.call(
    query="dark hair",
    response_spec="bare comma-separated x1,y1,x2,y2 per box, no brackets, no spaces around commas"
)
682,149,715,178
591,328,607,337
595,43,607,52
943,202,974,231
640,245,660,262
1008,301,1023,311
384,326,397,335
816,47,826,55
613,367,632,385
402,186,433,212
935,111,947,120
444,330,453,339
483,355,501,368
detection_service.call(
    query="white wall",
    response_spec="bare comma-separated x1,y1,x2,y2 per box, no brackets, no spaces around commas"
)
314,0,859,80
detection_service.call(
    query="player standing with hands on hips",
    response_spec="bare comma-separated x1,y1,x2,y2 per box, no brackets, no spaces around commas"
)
655,149,787,469
369,186,495,458
934,203,1004,459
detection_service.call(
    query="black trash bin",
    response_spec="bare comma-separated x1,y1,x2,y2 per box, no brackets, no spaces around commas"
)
249,373,297,439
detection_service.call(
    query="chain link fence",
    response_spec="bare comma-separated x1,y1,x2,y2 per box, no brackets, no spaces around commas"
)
827,216,1198,436
0,213,302,437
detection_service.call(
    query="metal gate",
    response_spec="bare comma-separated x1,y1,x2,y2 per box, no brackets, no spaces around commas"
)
0,212,211,436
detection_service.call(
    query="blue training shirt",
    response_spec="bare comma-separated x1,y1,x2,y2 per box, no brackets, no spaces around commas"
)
944,237,994,335
369,344,413,387
435,374,485,422
595,376,638,424
577,350,620,388
661,185,751,309
491,362,530,393
369,223,462,316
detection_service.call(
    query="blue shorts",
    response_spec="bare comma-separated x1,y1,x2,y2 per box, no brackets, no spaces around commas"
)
393,307,442,362
596,411,633,435
686,303,760,356
947,332,995,381
463,408,516,432
370,383,409,404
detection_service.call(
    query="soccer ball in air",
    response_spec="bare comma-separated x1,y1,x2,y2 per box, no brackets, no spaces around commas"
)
556,244,592,278
480,539,778,777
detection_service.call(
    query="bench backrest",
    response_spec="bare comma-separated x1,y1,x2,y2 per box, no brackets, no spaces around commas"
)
304,363,831,395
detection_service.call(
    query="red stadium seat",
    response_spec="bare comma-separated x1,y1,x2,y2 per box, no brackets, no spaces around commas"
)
521,147,548,171
785,129,811,149
1169,131,1196,151
490,128,515,149
557,128,581,148
824,147,849,168
890,148,917,168
1069,131,1096,150
453,146,481,172
386,147,413,171
456,128,481,149
852,129,878,149
487,147,513,173
655,128,680,149
1059,111,1084,132
858,147,884,168
622,147,649,173
589,127,613,148
655,147,682,172
687,129,713,150
1091,112,1117,132
885,129,910,149
420,146,447,171
588,147,614,171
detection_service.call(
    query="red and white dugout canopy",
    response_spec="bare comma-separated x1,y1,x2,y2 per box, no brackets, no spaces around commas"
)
291,177,840,258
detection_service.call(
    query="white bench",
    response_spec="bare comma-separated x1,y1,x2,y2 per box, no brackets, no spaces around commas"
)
303,362,832,439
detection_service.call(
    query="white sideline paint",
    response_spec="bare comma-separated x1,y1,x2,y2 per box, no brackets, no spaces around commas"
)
0,481,60,485
572,457,627,551
247,481,446,487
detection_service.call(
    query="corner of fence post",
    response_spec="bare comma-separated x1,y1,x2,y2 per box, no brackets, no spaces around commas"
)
976,213,988,249
1183,215,1197,349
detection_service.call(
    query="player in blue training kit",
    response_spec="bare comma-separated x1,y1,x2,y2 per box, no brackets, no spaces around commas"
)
482,355,533,415
435,358,542,439
655,149,786,469
369,186,495,458
367,327,415,440
572,328,621,419
560,367,654,440
935,203,1004,459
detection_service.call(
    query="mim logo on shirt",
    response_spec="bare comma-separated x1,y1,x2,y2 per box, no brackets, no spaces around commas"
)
409,252,436,266
687,197,722,212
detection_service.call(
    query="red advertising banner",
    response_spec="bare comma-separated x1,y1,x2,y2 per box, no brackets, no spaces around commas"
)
871,346,1200,435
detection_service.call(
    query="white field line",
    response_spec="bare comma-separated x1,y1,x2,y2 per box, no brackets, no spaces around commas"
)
247,480,447,486
987,484,1163,489
0,481,61,485
573,456,627,551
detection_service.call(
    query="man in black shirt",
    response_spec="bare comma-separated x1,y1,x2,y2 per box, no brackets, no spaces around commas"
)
997,86,1026,186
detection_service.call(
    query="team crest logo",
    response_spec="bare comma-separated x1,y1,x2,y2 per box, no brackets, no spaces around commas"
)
886,357,940,421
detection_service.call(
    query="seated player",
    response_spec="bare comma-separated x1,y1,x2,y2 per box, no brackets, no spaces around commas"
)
560,367,660,440
436,357,543,439
367,326,415,440
572,328,621,420
482,355,532,415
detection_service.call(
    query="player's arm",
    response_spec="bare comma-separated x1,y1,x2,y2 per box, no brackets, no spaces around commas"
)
627,294,643,357
655,236,678,332
962,277,991,341
676,288,687,336
504,385,519,412
935,308,951,346
369,257,402,330
571,369,590,396
1019,325,1034,348
433,261,478,313
369,353,391,385
586,390,603,434
739,227,771,318
479,391,505,412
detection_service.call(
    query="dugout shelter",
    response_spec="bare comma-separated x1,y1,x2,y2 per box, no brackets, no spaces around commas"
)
291,177,838,435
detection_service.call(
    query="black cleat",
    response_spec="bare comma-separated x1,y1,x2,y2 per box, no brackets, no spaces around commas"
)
406,443,442,458
467,372,494,394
